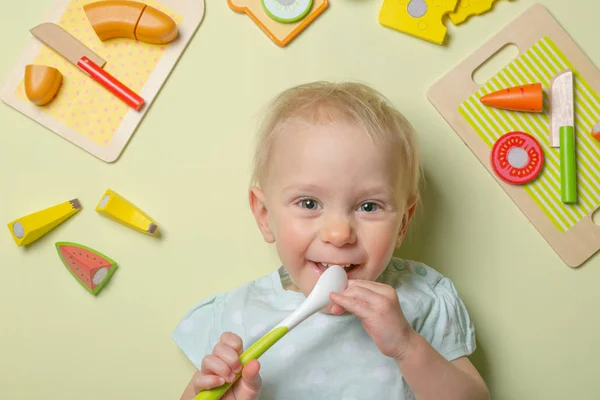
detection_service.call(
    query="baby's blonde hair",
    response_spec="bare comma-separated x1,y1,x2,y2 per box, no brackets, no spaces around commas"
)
250,81,421,208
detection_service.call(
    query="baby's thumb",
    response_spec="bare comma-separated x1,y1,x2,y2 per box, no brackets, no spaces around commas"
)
238,360,262,398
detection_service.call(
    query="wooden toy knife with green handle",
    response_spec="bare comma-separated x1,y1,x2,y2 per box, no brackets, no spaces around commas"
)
194,265,348,400
550,69,577,203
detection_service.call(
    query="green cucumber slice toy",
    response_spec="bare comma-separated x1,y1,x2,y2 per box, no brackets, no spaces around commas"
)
262,0,313,24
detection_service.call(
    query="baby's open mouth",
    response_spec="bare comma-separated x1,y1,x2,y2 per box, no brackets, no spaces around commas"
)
313,261,359,273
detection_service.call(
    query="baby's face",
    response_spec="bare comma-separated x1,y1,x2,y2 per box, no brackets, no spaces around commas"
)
251,120,412,309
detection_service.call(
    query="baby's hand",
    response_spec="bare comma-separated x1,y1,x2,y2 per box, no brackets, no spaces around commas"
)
193,332,262,400
330,280,415,361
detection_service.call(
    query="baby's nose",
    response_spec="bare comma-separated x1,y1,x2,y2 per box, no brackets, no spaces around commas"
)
320,216,356,247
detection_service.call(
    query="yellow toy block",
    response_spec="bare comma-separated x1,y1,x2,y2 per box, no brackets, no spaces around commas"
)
449,0,501,25
96,189,159,237
379,0,459,45
7,199,81,246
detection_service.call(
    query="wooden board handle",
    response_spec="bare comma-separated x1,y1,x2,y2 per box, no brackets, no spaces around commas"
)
455,5,554,88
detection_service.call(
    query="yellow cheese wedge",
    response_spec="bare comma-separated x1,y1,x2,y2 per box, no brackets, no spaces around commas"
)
24,65,63,106
449,0,500,25
8,199,82,246
83,0,178,44
379,0,459,45
96,189,160,237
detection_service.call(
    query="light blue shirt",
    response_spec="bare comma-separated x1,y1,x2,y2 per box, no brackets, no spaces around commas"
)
172,257,476,399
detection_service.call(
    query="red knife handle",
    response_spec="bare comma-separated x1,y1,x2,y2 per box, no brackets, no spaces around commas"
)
77,56,145,111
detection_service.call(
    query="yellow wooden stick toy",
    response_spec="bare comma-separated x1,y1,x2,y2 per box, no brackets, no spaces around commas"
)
95,189,159,236
7,199,81,246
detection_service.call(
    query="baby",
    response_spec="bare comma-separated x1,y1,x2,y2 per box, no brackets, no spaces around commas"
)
173,82,489,400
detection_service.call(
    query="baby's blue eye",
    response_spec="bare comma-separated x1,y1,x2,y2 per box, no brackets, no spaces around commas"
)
359,202,378,212
300,199,319,210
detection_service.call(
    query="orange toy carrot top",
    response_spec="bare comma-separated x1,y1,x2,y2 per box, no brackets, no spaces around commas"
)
592,121,600,142
480,83,543,113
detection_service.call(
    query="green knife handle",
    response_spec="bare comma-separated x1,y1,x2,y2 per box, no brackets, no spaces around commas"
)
560,126,577,203
194,326,289,400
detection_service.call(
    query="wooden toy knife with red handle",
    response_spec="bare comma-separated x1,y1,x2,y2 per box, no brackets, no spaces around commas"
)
30,22,145,111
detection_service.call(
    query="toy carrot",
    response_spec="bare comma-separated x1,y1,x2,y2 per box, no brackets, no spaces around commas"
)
480,83,543,113
592,121,600,142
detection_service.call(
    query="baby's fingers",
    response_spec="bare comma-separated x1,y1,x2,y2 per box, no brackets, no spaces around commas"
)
233,360,262,400
220,332,244,354
330,303,346,315
201,355,236,383
212,343,242,374
192,372,226,392
329,292,372,319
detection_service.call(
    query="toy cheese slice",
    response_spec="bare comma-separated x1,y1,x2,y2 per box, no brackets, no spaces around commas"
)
95,189,159,236
7,199,81,246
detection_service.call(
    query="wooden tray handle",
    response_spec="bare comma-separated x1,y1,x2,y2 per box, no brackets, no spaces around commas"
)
451,4,557,92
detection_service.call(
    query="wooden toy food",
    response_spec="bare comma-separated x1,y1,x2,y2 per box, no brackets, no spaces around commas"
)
24,64,62,106
592,122,600,142
83,0,178,44
490,131,544,185
262,0,313,23
449,0,501,25
480,83,543,113
56,242,118,295
228,0,328,47
7,199,82,247
96,189,160,236
378,0,459,45
30,23,145,111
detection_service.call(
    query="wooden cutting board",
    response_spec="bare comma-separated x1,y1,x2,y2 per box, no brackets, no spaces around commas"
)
427,4,600,268
0,0,205,163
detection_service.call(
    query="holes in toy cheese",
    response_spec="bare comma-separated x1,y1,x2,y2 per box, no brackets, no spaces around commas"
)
491,131,544,185
407,0,427,18
262,0,313,23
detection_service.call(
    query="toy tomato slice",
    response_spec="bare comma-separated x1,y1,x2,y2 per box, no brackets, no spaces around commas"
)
491,131,544,185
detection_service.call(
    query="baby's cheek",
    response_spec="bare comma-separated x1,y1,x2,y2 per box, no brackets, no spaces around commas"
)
279,217,313,246
274,219,313,266
366,229,398,262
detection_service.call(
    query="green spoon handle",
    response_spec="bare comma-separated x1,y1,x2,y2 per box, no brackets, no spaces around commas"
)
194,326,289,400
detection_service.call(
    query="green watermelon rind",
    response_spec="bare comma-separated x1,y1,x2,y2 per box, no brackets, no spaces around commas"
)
55,242,118,295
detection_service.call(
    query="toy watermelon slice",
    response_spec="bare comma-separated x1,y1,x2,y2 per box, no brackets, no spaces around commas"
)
55,242,118,295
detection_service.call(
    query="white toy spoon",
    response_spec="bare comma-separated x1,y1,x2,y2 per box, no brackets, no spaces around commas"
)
194,265,348,400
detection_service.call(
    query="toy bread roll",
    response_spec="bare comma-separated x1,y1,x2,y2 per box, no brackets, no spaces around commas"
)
135,4,178,44
24,65,63,106
83,0,178,44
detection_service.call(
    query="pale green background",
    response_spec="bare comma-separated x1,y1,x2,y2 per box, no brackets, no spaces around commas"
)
1,0,599,399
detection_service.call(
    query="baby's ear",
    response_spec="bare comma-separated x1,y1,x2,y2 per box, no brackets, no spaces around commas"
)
249,186,275,243
395,200,417,248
